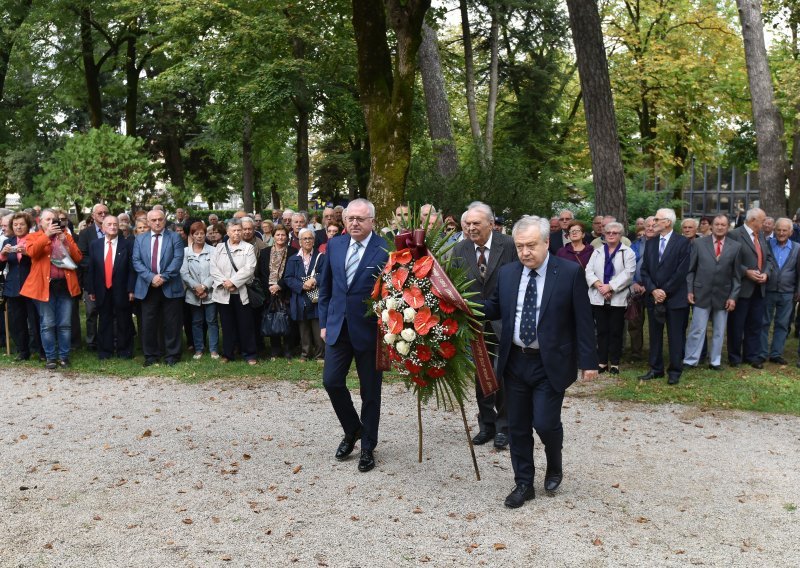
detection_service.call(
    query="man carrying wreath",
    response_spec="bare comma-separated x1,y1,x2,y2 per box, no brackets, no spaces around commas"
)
482,215,598,508
318,198,389,473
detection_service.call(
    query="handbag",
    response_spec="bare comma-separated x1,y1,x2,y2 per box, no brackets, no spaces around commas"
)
624,292,643,321
261,295,290,336
300,254,322,304
224,242,265,308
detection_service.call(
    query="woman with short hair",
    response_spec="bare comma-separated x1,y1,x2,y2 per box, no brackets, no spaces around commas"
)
284,228,326,361
181,221,219,360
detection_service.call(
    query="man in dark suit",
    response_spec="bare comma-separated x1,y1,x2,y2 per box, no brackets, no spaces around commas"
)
726,207,774,368
132,209,185,367
318,198,389,473
77,203,110,349
547,209,575,256
85,215,136,359
639,208,691,385
684,214,742,370
482,215,598,508
452,201,517,449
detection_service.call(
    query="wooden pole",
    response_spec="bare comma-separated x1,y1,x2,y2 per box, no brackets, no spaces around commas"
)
417,395,423,463
4,305,10,356
459,400,480,481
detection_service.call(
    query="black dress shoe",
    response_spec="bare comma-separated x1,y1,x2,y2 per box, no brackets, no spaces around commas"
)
493,432,509,450
750,361,764,370
165,359,178,367
544,469,563,492
708,364,722,371
58,359,69,369
472,430,496,445
143,359,158,367
637,370,664,381
335,428,362,461
45,360,57,370
608,366,620,375
357,449,375,472
769,356,788,365
729,361,740,368
667,374,680,385
504,483,535,508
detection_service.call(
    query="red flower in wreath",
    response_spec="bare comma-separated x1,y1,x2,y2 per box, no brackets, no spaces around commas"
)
439,341,456,359
441,318,458,336
403,286,425,309
426,367,446,379
414,306,440,336
439,298,456,314
412,255,434,279
387,310,404,334
371,277,382,300
392,267,409,289
416,344,433,362
405,360,422,374
411,376,429,387
394,249,412,265
387,346,401,362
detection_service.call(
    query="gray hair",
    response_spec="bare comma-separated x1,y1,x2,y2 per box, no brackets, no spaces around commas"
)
226,218,242,228
775,217,792,229
292,211,308,223
298,227,315,240
512,215,550,241
605,221,624,234
240,216,255,226
283,208,295,216
644,216,655,224
345,198,376,219
745,207,765,222
682,218,698,229
655,208,676,226
461,201,494,225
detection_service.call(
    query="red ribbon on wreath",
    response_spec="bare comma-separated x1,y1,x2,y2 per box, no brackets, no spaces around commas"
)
375,230,499,397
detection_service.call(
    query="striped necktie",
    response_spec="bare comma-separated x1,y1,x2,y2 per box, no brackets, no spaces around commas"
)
345,240,363,287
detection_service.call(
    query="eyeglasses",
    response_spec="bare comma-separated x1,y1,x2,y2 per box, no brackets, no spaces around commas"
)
568,230,583,235
605,231,621,235
653,217,666,222
559,217,572,222
347,216,373,224
299,237,315,241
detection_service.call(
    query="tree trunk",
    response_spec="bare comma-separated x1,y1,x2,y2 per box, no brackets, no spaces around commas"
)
564,0,627,226
125,30,138,136
418,23,458,179
295,108,310,210
737,0,788,217
459,0,484,166
351,0,430,222
80,8,103,128
242,113,255,213
786,20,800,215
160,99,185,192
484,8,500,162
350,136,370,199
270,181,281,209
0,0,33,104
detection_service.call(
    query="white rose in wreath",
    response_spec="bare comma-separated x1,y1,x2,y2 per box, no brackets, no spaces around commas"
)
400,328,417,342
382,309,390,323
403,307,417,322
384,333,398,345
385,297,398,311
395,340,411,356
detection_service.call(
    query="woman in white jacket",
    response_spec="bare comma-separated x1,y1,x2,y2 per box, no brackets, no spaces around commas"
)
585,222,636,374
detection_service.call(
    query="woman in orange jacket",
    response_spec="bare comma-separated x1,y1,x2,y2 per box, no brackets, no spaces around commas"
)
21,208,82,369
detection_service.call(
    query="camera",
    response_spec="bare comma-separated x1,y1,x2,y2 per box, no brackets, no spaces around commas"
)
8,245,18,253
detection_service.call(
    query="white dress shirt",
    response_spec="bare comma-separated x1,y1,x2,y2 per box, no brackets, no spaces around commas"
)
513,254,549,348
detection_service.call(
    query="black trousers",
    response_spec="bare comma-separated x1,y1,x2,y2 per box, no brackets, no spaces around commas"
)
593,305,626,366
727,294,765,364
476,323,507,435
140,287,183,363
647,304,689,376
322,321,383,451
83,290,98,348
6,295,43,359
218,294,257,361
504,349,564,486
97,292,134,358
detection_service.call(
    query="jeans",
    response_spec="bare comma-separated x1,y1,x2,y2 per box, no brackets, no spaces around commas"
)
191,303,219,353
35,286,73,362
762,291,793,360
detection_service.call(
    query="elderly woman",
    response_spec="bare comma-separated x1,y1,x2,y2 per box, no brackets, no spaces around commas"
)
260,220,276,247
0,212,44,361
585,221,636,374
181,221,219,360
556,220,594,268
206,221,226,247
210,219,258,364
284,228,327,361
21,208,83,369
257,224,297,359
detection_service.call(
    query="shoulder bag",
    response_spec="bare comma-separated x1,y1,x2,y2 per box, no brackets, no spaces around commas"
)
301,254,322,304
224,242,266,308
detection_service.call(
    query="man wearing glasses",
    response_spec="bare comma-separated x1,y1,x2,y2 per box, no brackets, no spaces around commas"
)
318,198,388,473
547,210,592,255
77,203,110,350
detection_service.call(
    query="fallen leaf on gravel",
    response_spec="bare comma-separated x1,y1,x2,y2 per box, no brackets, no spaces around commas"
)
43,543,53,550
413,507,423,514
126,524,139,529
493,543,506,550
277,495,287,501
93,515,102,521
220,556,232,561
243,454,251,460
593,538,603,546
194,481,204,489
182,518,193,524
611,483,620,488
351,515,359,521
464,512,476,520
565,502,575,509
139,429,152,439
212,517,220,524
268,485,277,491
694,424,704,428
19,434,28,440
419,556,431,562
706,435,717,439
636,517,649,523
448,512,457,518
675,550,685,554
292,465,302,474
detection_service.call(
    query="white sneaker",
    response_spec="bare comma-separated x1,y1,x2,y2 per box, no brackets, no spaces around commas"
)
210,352,220,360
193,352,203,360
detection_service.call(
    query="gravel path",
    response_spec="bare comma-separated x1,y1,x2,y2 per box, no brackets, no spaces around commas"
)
1,368,798,567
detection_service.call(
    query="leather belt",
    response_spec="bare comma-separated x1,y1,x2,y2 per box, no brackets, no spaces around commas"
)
511,345,540,356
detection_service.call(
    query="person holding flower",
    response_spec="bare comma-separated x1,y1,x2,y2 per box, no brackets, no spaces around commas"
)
318,198,389,473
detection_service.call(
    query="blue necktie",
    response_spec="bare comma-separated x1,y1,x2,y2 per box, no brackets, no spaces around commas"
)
520,269,539,346
345,240,362,287
658,236,666,261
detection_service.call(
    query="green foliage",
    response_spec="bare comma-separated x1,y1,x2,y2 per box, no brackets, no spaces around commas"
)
35,126,157,212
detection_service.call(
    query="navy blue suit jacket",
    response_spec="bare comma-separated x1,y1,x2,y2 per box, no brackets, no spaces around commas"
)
85,237,136,306
2,236,32,298
640,232,691,309
483,255,598,393
318,233,388,347
132,230,185,299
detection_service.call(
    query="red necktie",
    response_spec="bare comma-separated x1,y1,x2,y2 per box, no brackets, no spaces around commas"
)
715,239,722,259
105,239,114,288
753,234,763,271
151,233,160,273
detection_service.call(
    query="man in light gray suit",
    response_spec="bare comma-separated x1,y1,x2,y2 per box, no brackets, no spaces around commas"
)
760,218,800,364
684,214,743,370
452,201,517,449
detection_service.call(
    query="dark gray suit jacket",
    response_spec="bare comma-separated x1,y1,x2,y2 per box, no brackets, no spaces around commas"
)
686,235,742,311
726,225,775,299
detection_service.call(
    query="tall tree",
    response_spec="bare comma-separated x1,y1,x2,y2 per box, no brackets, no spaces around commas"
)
565,0,627,223
0,0,32,104
351,0,430,221
737,0,788,216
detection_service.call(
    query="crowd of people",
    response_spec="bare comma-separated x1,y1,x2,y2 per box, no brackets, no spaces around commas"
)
0,198,797,508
